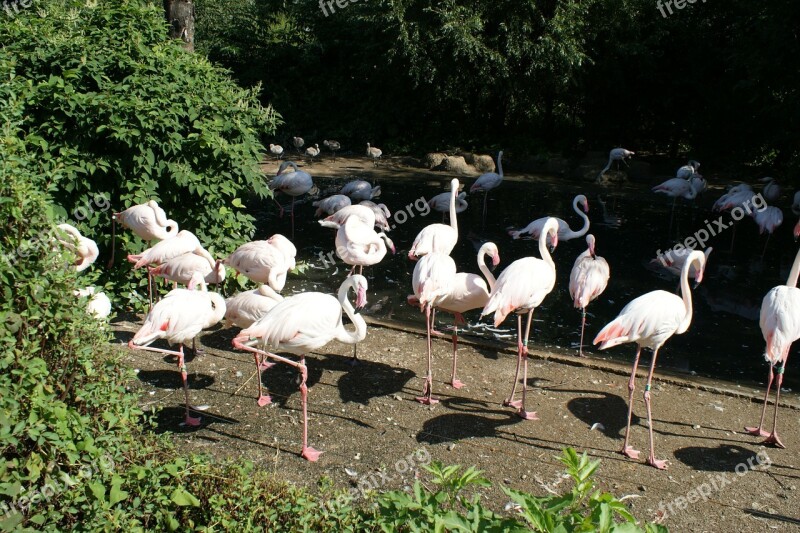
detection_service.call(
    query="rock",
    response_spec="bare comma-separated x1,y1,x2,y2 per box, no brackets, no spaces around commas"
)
441,155,476,175
447,443,456,451
423,152,448,169
461,152,496,173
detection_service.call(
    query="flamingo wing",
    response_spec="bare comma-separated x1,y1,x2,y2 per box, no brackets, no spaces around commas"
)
760,286,800,365
482,258,555,326
593,290,684,350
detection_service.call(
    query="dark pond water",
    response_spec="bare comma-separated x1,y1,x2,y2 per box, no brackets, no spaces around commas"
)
255,170,799,391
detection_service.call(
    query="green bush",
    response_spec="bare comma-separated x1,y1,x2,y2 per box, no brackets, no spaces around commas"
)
0,0,281,309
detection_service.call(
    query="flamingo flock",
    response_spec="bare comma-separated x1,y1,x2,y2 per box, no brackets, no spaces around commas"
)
56,144,797,469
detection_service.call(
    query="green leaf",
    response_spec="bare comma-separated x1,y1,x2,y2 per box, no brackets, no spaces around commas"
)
170,486,200,507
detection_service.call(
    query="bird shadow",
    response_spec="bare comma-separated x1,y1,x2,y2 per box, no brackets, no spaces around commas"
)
143,406,239,435
416,398,524,444
329,355,416,405
673,444,768,472
566,391,638,438
256,359,325,408
136,369,215,392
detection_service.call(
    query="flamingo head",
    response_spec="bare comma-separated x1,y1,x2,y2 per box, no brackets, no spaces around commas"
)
578,195,589,213
352,275,368,309
794,219,800,240
586,234,596,259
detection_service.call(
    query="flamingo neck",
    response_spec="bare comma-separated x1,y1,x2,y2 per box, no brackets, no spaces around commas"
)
337,280,367,344
477,247,497,292
449,184,458,232
538,228,554,269
786,247,800,287
571,198,590,238
209,293,227,324
676,257,696,334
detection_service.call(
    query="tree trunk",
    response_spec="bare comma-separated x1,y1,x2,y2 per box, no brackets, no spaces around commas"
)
164,0,194,52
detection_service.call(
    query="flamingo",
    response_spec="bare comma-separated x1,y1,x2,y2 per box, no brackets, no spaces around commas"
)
323,139,341,161
409,242,500,389
149,250,226,288
429,191,468,222
313,194,351,217
232,275,368,461
509,194,590,244
792,191,800,216
470,150,504,220
676,160,700,180
597,148,634,180
482,218,561,419
127,230,213,306
340,180,381,202
293,136,304,153
271,161,313,238
335,216,396,276
761,177,781,203
110,200,178,267
56,223,99,272
409,178,460,259
269,144,284,159
650,246,712,280
593,250,708,469
320,204,384,232
652,177,698,233
366,143,382,166
305,143,320,164
746,245,800,448
359,201,392,232
713,183,756,251
222,234,296,291
569,235,610,357
752,206,784,257
411,252,457,404
75,287,112,319
129,273,226,426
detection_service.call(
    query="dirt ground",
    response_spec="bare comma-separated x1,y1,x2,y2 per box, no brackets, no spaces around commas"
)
115,313,800,533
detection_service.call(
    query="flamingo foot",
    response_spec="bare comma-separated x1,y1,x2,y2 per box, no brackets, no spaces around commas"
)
647,456,668,470
257,395,272,407
258,361,275,371
516,409,539,420
620,446,640,460
745,426,770,437
503,399,523,409
415,395,440,405
450,378,464,390
431,328,446,338
302,446,322,462
761,432,786,449
184,414,202,427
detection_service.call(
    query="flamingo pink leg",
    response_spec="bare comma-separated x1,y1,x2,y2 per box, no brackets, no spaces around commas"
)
503,313,524,409
516,310,538,420
643,348,667,469
290,196,296,240
621,347,642,460
762,362,787,449
745,364,774,438
578,308,587,357
252,352,273,406
450,314,464,389
273,195,285,218
416,305,440,405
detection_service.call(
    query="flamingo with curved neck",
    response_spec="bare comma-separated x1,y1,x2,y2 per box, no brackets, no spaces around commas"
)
509,194,589,243
594,250,707,469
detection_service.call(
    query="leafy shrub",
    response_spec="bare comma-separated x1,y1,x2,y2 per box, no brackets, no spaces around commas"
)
0,0,281,308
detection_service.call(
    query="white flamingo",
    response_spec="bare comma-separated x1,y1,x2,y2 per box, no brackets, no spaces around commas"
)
340,180,381,201
222,234,296,291
752,206,784,257
509,194,590,244
323,139,341,161
293,136,304,153
271,161,313,237
232,275,368,461
366,143,382,166
676,160,700,180
593,250,708,469
320,204,384,232
305,143,320,164
149,250,226,288
359,201,392,232
335,216,396,275
569,235,610,357
470,150,504,219
745,245,800,448
56,223,99,272
597,148,634,180
110,200,178,266
269,144,284,159
75,287,112,319
129,273,226,426
482,218,560,419
409,178,460,259
429,191,468,222
313,194,352,217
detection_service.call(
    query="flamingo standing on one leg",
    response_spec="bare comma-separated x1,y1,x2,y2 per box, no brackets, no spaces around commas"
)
222,234,296,291
745,245,800,448
411,252,457,404
593,250,708,470
597,148,634,181
409,178,460,259
569,234,610,357
334,216,395,276
110,200,178,267
509,194,590,244
482,218,561,420
652,177,698,234
232,275,368,461
271,161,313,238
128,273,226,426
470,150,504,221
408,242,500,389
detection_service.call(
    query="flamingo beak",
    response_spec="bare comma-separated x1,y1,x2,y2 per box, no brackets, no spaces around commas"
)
492,254,500,267
356,286,367,309
583,201,589,213
794,222,800,240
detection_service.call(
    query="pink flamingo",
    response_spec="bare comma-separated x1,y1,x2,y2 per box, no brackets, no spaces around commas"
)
411,252,457,404
313,194,351,217
127,230,213,306
222,234,296,291
232,275,368,461
593,250,707,469
56,223,99,272
652,177,698,233
650,246,712,281
409,178,460,259
569,234,610,357
429,191,468,222
676,160,701,180
340,180,381,201
359,201,392,232
110,200,178,267
334,216,395,276
271,161,313,238
149,251,226,288
752,206,783,257
75,287,112,319
470,150,503,220
761,177,781,203
482,218,560,419
128,273,226,426
745,246,800,448
320,204,383,232
409,242,500,389
509,194,589,244
597,148,634,180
